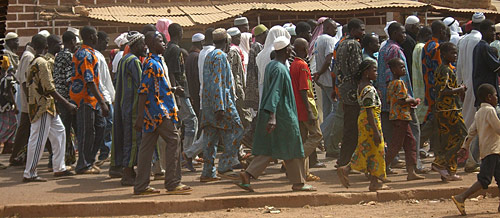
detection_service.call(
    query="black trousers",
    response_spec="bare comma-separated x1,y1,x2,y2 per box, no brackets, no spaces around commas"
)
338,103,360,167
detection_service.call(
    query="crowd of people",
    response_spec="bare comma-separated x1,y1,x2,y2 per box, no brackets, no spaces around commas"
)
1,11,500,214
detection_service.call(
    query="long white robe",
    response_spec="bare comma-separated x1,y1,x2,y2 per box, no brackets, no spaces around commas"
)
457,30,482,128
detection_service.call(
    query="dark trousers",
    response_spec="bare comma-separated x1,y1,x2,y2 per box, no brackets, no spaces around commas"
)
385,120,417,167
338,103,360,166
9,112,31,163
57,103,77,165
75,104,105,173
478,154,500,189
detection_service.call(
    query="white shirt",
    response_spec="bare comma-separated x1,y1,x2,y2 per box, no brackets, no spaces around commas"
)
197,45,215,109
457,30,482,128
112,50,124,73
95,50,115,104
16,46,35,113
313,34,337,88
463,103,500,160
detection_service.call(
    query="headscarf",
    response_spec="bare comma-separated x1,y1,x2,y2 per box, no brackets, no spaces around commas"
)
444,17,461,45
156,19,172,42
127,31,144,47
114,32,128,47
240,32,252,65
256,25,290,101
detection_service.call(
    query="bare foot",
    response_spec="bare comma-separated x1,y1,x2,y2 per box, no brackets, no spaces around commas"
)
239,171,250,184
407,173,425,181
369,183,391,192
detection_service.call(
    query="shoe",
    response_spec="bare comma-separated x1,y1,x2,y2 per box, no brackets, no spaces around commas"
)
311,162,326,168
415,168,430,174
464,166,480,173
54,170,75,177
77,167,100,174
23,176,47,183
0,163,7,170
134,187,160,195
200,176,221,182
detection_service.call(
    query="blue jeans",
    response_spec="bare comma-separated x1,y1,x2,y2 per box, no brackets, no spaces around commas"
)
98,103,113,160
178,97,198,152
319,86,339,154
75,104,106,173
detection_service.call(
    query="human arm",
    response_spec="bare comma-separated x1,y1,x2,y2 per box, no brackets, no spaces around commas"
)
313,53,333,81
367,107,381,144
134,93,147,132
300,89,315,122
87,82,109,117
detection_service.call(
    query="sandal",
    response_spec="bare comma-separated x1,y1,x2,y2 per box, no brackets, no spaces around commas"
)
200,176,221,183
432,164,450,178
166,184,193,195
451,195,466,215
306,173,320,182
134,187,160,195
236,183,255,192
292,184,317,192
336,166,350,188
368,184,391,192
217,171,239,180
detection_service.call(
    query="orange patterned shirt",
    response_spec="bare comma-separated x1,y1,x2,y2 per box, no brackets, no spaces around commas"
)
70,45,102,109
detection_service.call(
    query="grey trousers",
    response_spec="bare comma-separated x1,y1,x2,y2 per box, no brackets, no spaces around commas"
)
299,119,323,175
134,119,181,193
246,155,306,184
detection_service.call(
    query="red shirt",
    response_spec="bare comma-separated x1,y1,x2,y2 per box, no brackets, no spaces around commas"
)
290,57,312,121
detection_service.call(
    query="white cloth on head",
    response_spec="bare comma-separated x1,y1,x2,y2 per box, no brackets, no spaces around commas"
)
444,17,462,45
111,50,124,73
313,34,338,88
38,30,50,38
192,33,205,42
198,45,215,109
256,25,290,103
405,15,420,25
384,21,397,37
5,32,18,41
457,30,482,128
114,32,128,47
95,50,115,103
273,36,290,50
234,17,248,26
240,32,252,81
472,12,485,23
227,27,241,36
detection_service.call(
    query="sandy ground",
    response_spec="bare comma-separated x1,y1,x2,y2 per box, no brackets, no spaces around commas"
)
91,197,500,218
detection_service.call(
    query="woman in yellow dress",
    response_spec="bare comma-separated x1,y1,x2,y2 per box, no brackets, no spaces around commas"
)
337,59,389,191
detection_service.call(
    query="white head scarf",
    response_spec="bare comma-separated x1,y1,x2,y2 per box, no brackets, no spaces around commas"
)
256,25,290,102
240,32,252,65
444,17,461,45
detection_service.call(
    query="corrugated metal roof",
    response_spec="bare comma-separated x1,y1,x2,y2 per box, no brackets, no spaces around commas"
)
84,0,488,26
433,5,500,15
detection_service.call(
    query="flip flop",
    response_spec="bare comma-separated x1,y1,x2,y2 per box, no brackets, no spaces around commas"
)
292,184,317,192
451,196,466,215
369,184,392,192
236,183,254,192
336,166,350,188
166,184,193,195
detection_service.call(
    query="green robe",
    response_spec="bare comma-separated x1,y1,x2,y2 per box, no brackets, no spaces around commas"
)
252,60,304,160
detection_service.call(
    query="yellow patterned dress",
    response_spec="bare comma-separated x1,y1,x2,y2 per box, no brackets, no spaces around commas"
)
433,63,467,173
350,85,387,179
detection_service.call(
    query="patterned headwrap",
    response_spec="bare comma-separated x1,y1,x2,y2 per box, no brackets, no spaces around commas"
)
127,31,144,47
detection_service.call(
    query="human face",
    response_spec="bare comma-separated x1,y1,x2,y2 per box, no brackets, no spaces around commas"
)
97,36,109,52
442,47,458,63
50,37,62,54
231,34,241,45
6,38,19,51
88,31,98,48
487,90,498,106
367,64,378,81
391,60,406,78
353,24,366,40
132,38,147,57
485,26,496,43
153,34,165,54
394,26,407,44
285,44,293,59
238,24,249,33
298,29,312,42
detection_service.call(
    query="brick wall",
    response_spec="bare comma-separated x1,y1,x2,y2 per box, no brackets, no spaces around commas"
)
419,0,492,9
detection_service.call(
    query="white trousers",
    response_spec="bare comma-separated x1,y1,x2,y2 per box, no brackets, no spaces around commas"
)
24,112,66,178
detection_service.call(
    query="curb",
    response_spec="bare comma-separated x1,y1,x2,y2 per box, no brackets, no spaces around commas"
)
0,187,498,217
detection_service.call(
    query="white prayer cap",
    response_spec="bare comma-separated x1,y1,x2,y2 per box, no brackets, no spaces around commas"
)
495,23,500,33
227,27,241,36
5,32,18,41
472,12,486,23
443,17,456,26
38,30,50,38
405,15,420,25
192,33,205,42
114,32,129,47
273,36,290,51
234,17,248,26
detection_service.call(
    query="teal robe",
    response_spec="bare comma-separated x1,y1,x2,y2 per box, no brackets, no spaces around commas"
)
252,60,304,160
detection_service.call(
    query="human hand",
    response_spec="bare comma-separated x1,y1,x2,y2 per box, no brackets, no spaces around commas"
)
266,113,277,134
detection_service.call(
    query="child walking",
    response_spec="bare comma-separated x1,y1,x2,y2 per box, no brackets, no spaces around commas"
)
385,57,424,181
452,83,500,215
337,59,390,191
433,42,467,181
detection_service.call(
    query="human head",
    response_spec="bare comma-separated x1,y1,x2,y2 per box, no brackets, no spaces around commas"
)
145,31,165,55
191,33,204,50
47,34,62,55
323,19,338,37
227,27,241,45
472,12,486,30
96,31,109,52
307,19,318,31
293,37,308,59
362,33,380,54
273,36,292,60
168,23,183,40
234,16,249,33
478,83,498,106
62,31,78,53
253,24,268,44
431,20,448,41
405,15,420,36
439,42,457,64
388,58,406,78
388,22,406,44
142,24,157,34
127,31,146,57
4,32,19,52
356,59,378,82
347,18,365,40
31,34,47,55
417,26,432,43
480,19,495,43
295,21,312,42
80,26,97,47
213,28,229,51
